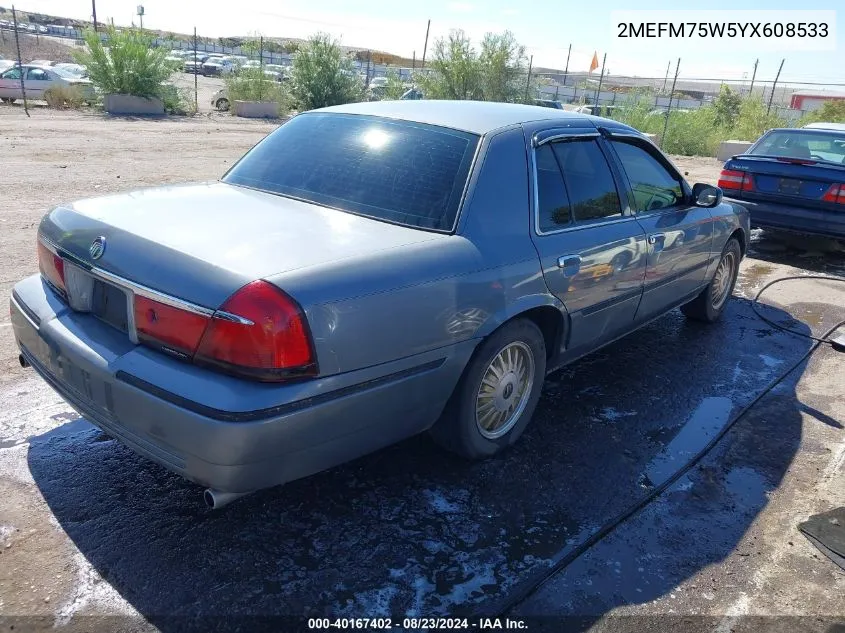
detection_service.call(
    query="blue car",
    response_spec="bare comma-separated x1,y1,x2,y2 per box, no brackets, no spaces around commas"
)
11,101,749,508
720,126,845,240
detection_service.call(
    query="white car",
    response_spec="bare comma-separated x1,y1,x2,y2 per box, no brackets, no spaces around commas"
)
0,64,94,102
803,122,845,132
368,76,388,89
54,63,88,78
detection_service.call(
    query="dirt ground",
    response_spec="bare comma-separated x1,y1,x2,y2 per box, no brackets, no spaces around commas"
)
1,108,844,632
0,108,278,383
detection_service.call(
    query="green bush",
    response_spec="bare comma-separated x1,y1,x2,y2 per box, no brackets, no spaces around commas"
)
798,100,845,126
224,67,289,114
290,33,364,110
415,29,532,103
73,26,176,98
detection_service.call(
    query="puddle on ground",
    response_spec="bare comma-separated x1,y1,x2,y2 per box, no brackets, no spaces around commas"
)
639,397,733,489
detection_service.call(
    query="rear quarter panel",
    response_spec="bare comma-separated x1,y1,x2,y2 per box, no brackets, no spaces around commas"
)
268,126,558,376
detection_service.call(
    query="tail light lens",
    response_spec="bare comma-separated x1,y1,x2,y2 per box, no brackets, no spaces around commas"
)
194,281,317,382
134,296,210,358
37,241,66,297
822,184,845,205
717,169,754,192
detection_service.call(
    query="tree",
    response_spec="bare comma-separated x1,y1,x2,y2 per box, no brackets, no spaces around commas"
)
290,33,364,110
73,26,173,98
712,85,742,128
478,31,531,103
416,29,532,103
417,30,479,100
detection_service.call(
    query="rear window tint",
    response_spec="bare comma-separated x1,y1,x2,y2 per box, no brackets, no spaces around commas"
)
223,113,479,231
751,130,845,164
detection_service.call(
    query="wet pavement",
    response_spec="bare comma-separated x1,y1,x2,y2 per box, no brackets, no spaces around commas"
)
1,230,844,631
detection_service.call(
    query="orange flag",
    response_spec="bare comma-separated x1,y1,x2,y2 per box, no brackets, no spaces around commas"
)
589,52,599,73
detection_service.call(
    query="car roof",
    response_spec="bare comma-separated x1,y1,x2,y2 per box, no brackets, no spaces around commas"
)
315,100,625,135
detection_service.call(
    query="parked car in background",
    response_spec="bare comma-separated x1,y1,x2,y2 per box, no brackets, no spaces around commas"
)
534,99,564,109
0,64,95,102
720,126,845,240
10,101,748,507
401,87,424,100
184,54,215,74
803,122,845,132
201,57,236,76
368,76,388,90
54,63,88,78
211,88,230,111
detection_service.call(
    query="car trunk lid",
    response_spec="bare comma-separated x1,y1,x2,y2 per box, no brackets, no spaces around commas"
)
39,181,444,310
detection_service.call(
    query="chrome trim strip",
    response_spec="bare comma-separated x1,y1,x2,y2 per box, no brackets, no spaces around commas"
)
534,130,600,147
39,236,215,319
10,294,39,331
213,310,254,325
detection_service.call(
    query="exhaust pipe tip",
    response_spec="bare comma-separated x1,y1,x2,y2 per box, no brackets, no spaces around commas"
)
19,354,30,368
203,488,251,510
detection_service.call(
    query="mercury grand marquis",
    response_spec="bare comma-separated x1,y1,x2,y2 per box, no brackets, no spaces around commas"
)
10,101,750,508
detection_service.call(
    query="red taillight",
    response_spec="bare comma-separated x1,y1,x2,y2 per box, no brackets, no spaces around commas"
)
717,169,754,192
37,241,66,295
134,295,210,357
194,281,317,381
822,183,845,204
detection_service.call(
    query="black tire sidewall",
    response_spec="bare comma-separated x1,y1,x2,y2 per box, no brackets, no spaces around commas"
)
451,319,546,459
706,238,742,320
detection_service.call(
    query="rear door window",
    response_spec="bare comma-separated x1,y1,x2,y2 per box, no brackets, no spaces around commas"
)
535,144,572,232
551,140,622,223
223,113,479,232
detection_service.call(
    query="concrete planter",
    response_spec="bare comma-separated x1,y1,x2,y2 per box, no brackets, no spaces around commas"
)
233,100,279,119
717,140,754,162
104,94,165,115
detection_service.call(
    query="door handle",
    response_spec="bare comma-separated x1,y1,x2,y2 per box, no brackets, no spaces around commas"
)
557,254,581,277
647,233,666,245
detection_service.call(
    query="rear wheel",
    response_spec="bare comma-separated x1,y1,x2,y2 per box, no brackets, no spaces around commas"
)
430,318,546,459
215,98,230,112
681,237,741,323
0,97,15,104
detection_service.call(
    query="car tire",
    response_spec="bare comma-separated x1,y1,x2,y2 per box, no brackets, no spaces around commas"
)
0,97,14,104
681,236,741,323
430,318,546,460
215,98,229,112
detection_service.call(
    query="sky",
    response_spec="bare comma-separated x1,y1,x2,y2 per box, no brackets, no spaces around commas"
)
10,0,844,85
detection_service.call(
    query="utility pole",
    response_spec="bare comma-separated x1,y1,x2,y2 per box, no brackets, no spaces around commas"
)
660,58,681,149
562,43,571,86
11,6,28,117
749,58,758,96
193,27,198,114
412,50,415,70
767,58,784,114
91,0,98,31
421,19,430,69
661,60,670,93
524,54,533,102
594,52,607,108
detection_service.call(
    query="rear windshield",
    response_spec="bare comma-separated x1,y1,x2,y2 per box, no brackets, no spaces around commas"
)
750,130,845,164
223,113,480,231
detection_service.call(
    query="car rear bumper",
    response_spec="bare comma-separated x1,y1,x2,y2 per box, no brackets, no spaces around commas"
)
727,197,845,240
11,274,474,493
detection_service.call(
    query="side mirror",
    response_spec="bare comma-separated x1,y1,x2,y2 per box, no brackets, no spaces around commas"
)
692,183,722,208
